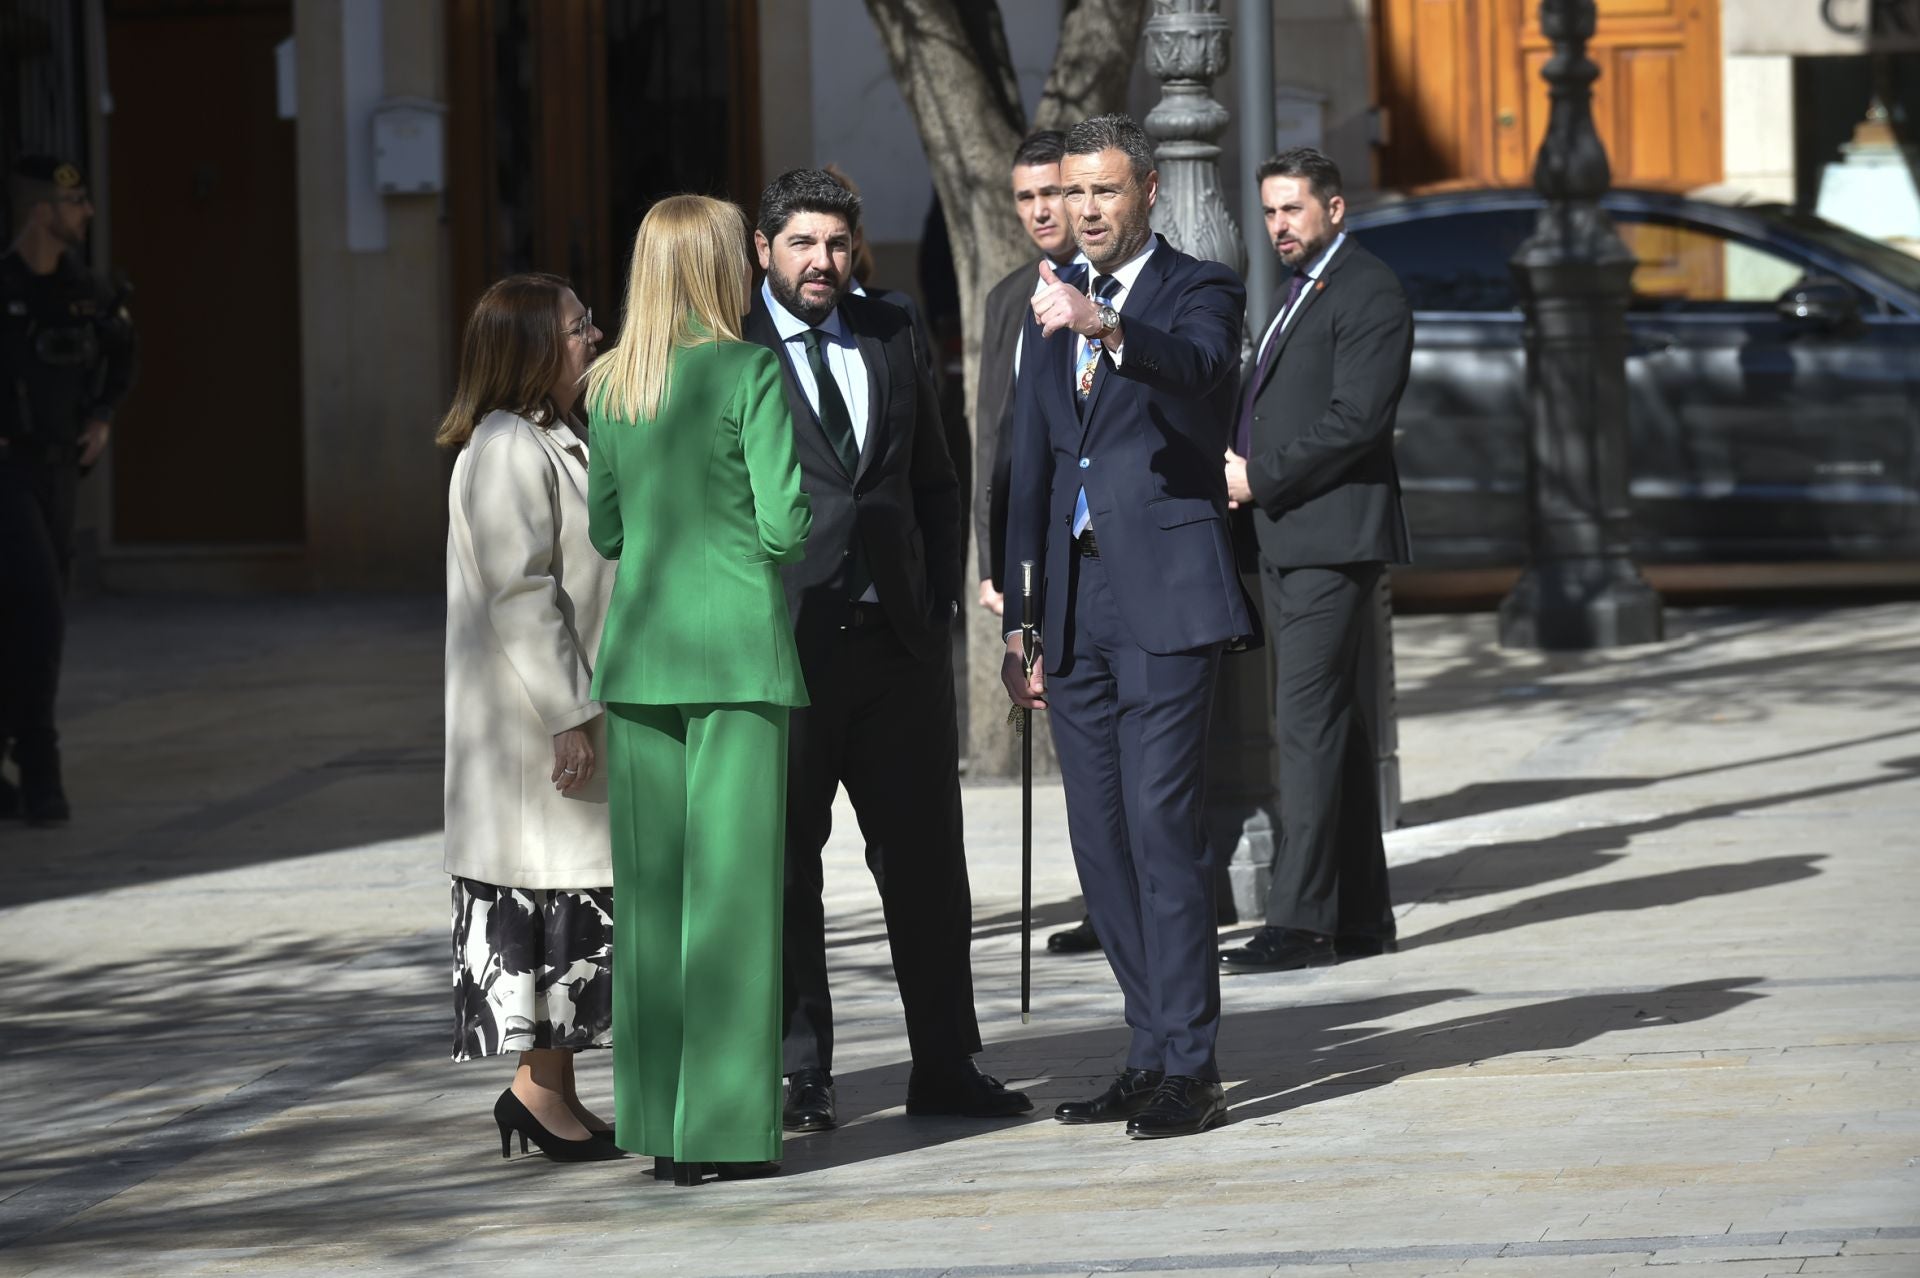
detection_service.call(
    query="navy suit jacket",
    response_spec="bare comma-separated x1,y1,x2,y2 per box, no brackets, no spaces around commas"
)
1003,236,1252,668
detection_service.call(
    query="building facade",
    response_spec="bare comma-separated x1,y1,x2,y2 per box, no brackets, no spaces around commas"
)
4,0,1912,592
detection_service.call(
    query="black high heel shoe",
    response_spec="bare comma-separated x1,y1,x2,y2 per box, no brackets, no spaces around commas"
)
493,1089,626,1163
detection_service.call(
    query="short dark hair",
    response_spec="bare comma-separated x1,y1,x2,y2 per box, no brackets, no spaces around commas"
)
756,168,861,240
1256,147,1344,205
1011,129,1066,170
1063,114,1155,182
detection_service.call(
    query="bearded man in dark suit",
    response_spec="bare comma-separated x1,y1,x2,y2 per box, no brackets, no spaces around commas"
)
1221,147,1413,974
745,169,1031,1133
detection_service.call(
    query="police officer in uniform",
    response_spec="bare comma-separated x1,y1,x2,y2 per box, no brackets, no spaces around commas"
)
1,155,136,825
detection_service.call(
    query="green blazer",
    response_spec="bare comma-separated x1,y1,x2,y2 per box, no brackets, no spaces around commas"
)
587,339,811,708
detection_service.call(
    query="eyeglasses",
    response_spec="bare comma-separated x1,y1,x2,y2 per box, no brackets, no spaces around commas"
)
564,308,595,340
49,192,91,207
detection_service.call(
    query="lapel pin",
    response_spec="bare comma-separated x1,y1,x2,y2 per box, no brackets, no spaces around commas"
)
1315,279,1326,291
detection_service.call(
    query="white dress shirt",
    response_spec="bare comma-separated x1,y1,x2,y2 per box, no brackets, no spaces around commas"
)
763,278,871,452
1076,239,1156,376
1253,231,1346,364
763,279,878,602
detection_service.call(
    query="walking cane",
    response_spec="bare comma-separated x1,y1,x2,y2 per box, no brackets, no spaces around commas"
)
1016,560,1037,1023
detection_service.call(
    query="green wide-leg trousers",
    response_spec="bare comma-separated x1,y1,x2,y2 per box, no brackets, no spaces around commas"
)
606,701,787,1163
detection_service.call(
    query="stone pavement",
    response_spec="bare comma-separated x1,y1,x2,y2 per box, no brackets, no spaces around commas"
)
1,593,1916,1277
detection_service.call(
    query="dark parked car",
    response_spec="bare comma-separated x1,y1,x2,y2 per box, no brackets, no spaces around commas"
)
1347,189,1920,570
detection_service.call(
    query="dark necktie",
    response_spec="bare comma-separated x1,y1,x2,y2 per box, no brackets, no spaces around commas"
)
1075,274,1123,405
801,328,870,599
803,329,861,476
1234,270,1308,457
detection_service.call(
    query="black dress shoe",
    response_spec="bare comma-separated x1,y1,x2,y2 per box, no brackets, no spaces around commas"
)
663,1158,784,1186
1334,933,1399,960
22,780,69,827
1219,926,1336,973
1053,1067,1164,1124
904,1059,1033,1118
1125,1075,1227,1139
17,748,68,827
714,1160,781,1180
782,1068,836,1132
1046,917,1102,954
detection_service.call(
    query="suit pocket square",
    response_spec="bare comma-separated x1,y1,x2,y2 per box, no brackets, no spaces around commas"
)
1148,497,1223,529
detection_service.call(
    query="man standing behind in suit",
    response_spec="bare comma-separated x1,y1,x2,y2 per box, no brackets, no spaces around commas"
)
974,129,1078,620
1003,115,1250,1139
972,129,1102,959
1220,147,1413,973
745,169,1031,1134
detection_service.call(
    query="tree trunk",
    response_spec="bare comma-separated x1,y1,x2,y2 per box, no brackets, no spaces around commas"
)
863,0,1147,777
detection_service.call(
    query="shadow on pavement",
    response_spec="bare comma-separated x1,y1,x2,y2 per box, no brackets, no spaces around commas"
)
1397,723,1920,828
1394,752,1920,950
780,978,1764,1175
1396,602,1920,724
4,594,445,909
0,911,1765,1253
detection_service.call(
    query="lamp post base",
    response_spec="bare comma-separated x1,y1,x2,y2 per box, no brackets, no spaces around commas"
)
1498,558,1664,650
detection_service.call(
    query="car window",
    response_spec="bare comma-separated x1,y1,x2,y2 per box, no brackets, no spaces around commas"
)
1354,210,1535,312
1615,217,1832,310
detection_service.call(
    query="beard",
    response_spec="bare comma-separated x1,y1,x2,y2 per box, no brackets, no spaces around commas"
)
1080,205,1153,271
1277,225,1332,269
768,264,846,326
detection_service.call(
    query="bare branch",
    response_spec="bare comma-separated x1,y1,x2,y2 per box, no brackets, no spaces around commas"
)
1034,0,1151,130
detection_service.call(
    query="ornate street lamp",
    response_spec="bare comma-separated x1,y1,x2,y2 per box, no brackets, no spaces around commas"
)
1498,0,1663,649
1142,0,1277,919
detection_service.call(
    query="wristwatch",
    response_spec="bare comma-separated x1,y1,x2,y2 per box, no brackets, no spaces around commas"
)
1092,301,1121,341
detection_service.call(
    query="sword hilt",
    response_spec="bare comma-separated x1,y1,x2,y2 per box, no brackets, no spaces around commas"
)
1019,560,1036,676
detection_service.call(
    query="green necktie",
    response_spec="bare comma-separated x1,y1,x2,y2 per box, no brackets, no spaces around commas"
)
802,329,861,476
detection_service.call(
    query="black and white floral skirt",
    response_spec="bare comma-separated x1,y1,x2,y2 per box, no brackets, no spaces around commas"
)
450,877,614,1061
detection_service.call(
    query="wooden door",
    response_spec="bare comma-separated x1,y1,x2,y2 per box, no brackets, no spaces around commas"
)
446,0,761,341
104,0,303,544
1377,0,1723,195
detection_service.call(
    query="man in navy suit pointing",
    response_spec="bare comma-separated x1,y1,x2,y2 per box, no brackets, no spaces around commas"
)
1003,114,1250,1139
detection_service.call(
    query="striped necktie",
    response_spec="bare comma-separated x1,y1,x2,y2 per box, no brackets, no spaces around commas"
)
1072,275,1121,538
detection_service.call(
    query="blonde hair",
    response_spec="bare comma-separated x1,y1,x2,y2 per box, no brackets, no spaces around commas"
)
435,273,572,448
588,195,751,423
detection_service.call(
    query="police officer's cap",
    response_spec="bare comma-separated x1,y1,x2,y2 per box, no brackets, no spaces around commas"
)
10,154,87,192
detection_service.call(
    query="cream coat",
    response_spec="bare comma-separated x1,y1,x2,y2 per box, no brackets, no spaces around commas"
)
444,410,615,888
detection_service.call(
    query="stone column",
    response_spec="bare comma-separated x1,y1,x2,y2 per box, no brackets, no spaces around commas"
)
1498,0,1662,650
1142,0,1278,921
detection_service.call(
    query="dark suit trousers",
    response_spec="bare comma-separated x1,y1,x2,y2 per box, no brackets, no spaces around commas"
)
782,619,982,1074
1261,561,1395,939
1048,550,1224,1080
0,461,75,762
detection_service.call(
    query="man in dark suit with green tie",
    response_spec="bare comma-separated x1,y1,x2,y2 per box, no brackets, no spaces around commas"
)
744,169,1031,1134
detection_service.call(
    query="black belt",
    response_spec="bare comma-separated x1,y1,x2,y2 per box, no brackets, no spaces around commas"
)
1075,529,1100,558
840,600,887,631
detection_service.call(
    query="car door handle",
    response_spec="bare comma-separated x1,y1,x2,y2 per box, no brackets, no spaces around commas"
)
1631,329,1679,355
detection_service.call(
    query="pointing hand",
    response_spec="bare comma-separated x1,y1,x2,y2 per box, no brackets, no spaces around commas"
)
1031,259,1097,339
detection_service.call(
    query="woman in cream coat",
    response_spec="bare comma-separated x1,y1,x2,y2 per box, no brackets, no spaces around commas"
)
440,272,623,1163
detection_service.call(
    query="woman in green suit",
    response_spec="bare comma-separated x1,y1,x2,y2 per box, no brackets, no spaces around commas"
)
585,195,811,1186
